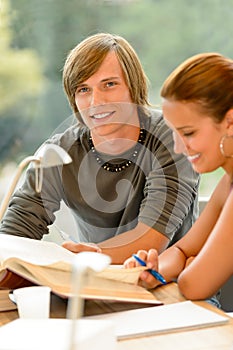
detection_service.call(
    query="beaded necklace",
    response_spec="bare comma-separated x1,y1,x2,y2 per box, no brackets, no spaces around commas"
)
88,124,147,172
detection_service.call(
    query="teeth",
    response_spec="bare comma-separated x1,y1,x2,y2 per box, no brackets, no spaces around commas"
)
93,112,110,119
188,154,200,161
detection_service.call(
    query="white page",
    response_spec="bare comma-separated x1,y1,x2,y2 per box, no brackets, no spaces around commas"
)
85,300,229,340
0,234,75,265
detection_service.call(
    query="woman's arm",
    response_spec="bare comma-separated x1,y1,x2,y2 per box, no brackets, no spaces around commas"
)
125,175,229,290
177,185,233,300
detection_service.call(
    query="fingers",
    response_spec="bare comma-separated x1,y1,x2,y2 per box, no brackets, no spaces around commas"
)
147,249,159,270
139,249,159,288
123,257,135,268
62,241,102,253
124,249,158,268
124,249,159,290
123,249,148,268
139,271,158,289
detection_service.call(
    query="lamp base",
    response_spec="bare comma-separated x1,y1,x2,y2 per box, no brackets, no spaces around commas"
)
0,318,116,350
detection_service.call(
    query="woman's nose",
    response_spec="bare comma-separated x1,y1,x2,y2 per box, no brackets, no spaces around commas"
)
173,133,187,154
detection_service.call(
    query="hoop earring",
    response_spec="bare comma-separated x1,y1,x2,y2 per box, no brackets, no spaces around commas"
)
220,134,233,158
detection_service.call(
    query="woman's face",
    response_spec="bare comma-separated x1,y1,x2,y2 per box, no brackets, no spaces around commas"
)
162,99,227,174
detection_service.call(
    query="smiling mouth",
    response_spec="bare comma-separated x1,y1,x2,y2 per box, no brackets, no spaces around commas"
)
187,154,201,162
90,111,115,120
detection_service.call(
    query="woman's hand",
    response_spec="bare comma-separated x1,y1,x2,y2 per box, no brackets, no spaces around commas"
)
124,249,161,289
62,241,102,254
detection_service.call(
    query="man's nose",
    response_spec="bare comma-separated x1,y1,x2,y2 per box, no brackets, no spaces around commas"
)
90,88,104,106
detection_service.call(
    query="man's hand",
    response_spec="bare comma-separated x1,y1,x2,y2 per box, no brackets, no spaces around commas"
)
62,241,102,254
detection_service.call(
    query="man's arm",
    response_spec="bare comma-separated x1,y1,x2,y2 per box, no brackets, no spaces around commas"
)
62,221,169,264
0,165,63,239
99,222,169,263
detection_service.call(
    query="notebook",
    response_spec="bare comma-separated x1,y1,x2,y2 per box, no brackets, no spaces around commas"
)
84,300,229,340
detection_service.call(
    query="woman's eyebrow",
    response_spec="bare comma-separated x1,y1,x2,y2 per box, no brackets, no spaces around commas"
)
176,125,194,131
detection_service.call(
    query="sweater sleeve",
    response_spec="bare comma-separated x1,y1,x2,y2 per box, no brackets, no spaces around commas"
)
138,115,199,243
0,163,65,239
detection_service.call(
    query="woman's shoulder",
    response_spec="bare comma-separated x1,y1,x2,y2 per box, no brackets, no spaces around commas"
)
209,173,232,207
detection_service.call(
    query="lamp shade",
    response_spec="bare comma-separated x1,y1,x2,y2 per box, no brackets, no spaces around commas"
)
71,251,111,273
35,144,72,168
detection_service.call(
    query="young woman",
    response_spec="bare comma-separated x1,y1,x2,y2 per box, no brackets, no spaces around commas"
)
124,52,233,301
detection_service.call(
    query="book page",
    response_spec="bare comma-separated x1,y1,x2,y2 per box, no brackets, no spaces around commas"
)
0,234,75,265
82,274,162,304
96,265,146,284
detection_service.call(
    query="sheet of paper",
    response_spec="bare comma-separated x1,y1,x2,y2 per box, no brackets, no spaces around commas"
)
0,319,116,350
84,300,229,340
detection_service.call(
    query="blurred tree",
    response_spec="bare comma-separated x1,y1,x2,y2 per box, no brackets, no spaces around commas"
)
107,0,233,101
0,0,44,163
2,0,233,196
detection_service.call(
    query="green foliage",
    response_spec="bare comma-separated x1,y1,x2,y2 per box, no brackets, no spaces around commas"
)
200,168,225,197
106,0,233,101
0,0,45,163
2,0,233,194
0,50,44,112
0,0,44,113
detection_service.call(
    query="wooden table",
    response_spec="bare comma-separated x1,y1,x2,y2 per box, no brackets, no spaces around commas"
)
1,283,233,349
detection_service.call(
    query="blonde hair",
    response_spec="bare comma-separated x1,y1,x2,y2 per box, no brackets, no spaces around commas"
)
161,53,233,122
63,33,150,122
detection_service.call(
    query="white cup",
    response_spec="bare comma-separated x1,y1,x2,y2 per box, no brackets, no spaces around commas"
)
13,286,51,319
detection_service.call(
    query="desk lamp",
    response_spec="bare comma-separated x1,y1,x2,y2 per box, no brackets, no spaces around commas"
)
0,144,72,221
66,252,112,350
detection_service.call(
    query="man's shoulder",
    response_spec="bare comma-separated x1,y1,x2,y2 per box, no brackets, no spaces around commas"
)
145,108,168,129
148,108,163,119
144,108,172,141
45,123,88,152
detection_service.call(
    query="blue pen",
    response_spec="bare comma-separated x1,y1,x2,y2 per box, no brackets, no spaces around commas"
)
133,254,167,285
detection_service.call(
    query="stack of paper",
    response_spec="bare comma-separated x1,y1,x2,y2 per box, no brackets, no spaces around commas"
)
85,300,229,340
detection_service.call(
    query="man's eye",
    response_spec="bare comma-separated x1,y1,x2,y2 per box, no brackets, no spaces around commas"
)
106,81,116,87
76,87,89,94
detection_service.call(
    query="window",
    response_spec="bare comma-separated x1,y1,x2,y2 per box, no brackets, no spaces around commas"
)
1,0,232,199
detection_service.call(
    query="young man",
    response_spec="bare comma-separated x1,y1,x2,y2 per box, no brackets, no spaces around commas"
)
0,33,199,263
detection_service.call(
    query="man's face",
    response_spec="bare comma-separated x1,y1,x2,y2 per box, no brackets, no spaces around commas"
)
74,51,137,138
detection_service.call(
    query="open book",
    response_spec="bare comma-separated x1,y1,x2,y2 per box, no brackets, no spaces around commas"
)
0,234,162,306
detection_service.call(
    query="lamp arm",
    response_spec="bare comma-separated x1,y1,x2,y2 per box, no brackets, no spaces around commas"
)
67,267,86,350
0,156,40,221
